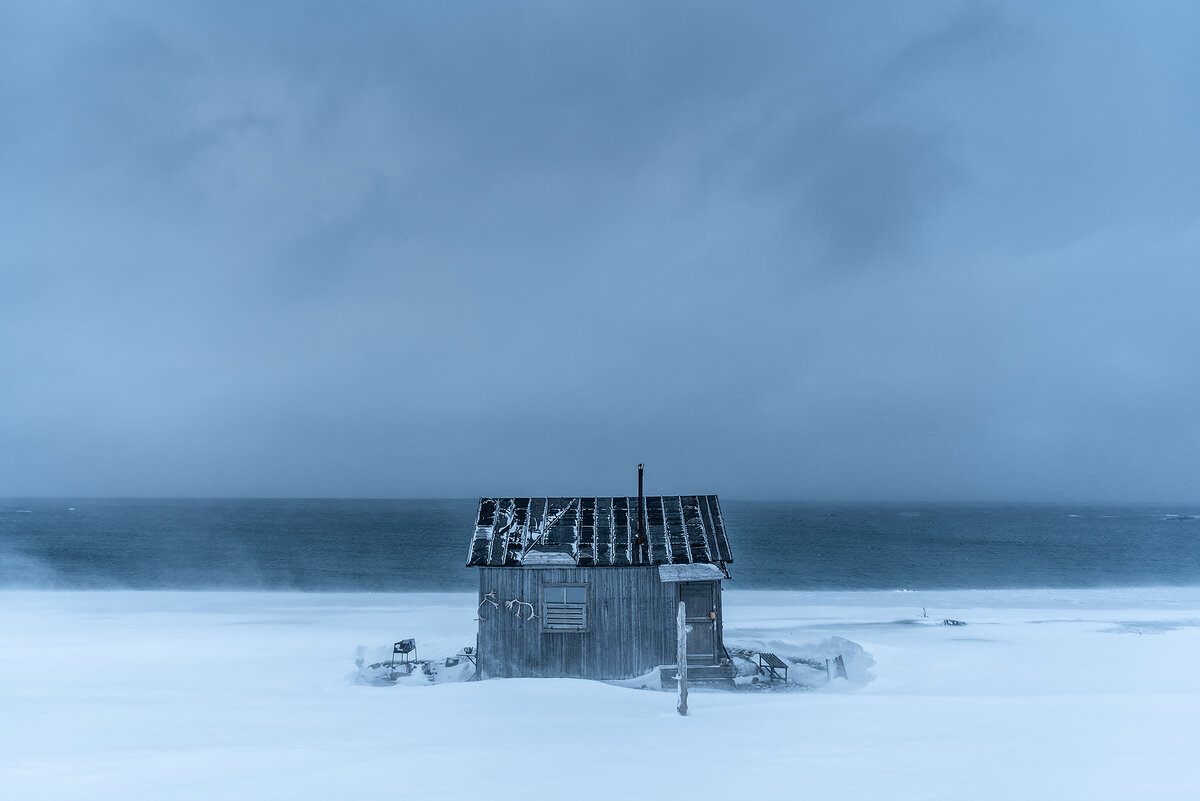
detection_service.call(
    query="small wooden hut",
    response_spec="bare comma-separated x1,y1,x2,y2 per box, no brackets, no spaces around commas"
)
466,472,734,680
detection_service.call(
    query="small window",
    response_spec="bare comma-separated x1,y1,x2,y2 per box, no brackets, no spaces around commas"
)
542,583,587,631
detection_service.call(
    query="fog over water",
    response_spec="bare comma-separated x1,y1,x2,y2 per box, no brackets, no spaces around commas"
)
4,499,1200,591
3,3,1200,501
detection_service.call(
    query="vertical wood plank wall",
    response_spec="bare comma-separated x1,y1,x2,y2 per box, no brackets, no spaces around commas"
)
477,567,721,679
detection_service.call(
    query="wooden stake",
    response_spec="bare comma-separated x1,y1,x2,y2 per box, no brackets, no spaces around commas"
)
677,601,688,716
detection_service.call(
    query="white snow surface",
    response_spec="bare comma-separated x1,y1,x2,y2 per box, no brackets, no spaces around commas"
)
3,587,1200,800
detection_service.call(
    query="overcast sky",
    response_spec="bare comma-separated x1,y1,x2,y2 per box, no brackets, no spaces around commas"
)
3,1,1200,501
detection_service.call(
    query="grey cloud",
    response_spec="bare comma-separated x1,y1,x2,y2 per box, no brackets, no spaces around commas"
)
2,1,1199,501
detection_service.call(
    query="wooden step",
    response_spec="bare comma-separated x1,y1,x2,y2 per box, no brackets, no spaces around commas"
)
659,663,735,689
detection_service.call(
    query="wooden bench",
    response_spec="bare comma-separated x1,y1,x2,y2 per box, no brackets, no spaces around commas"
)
757,652,789,682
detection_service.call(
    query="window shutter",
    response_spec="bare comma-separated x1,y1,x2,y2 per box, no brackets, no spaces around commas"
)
543,600,586,629
542,584,587,630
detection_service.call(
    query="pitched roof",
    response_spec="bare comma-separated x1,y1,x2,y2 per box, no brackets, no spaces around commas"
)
467,495,732,567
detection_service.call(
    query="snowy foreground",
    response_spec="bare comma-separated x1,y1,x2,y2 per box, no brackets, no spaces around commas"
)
3,588,1200,800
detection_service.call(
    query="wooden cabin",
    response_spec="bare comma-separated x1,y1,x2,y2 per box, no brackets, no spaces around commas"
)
466,487,734,680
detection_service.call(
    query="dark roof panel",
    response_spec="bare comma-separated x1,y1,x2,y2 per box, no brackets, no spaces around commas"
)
680,496,712,562
468,495,734,567
662,496,690,563
702,495,732,563
593,497,613,565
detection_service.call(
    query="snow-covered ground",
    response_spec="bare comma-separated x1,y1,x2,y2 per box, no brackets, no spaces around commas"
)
3,587,1199,800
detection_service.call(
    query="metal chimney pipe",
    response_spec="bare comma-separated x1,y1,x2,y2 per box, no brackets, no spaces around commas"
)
637,463,646,563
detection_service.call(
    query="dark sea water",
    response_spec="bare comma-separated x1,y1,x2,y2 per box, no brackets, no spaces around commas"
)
3,499,1200,591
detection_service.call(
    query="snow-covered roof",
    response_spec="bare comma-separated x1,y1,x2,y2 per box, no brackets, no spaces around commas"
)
467,495,733,568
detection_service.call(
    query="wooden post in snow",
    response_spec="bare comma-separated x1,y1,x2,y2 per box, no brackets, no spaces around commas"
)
676,601,688,716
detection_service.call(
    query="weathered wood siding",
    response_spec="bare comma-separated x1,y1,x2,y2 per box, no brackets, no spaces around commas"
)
477,566,719,679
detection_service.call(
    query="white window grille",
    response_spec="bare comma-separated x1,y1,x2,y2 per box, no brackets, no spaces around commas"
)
542,584,587,631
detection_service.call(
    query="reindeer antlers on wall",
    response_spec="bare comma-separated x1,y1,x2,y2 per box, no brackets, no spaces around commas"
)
477,589,499,620
505,598,537,621
478,590,538,623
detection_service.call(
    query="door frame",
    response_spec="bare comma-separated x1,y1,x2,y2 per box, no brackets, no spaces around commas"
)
677,580,723,666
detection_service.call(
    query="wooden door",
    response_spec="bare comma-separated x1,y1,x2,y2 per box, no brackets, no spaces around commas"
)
678,582,717,665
